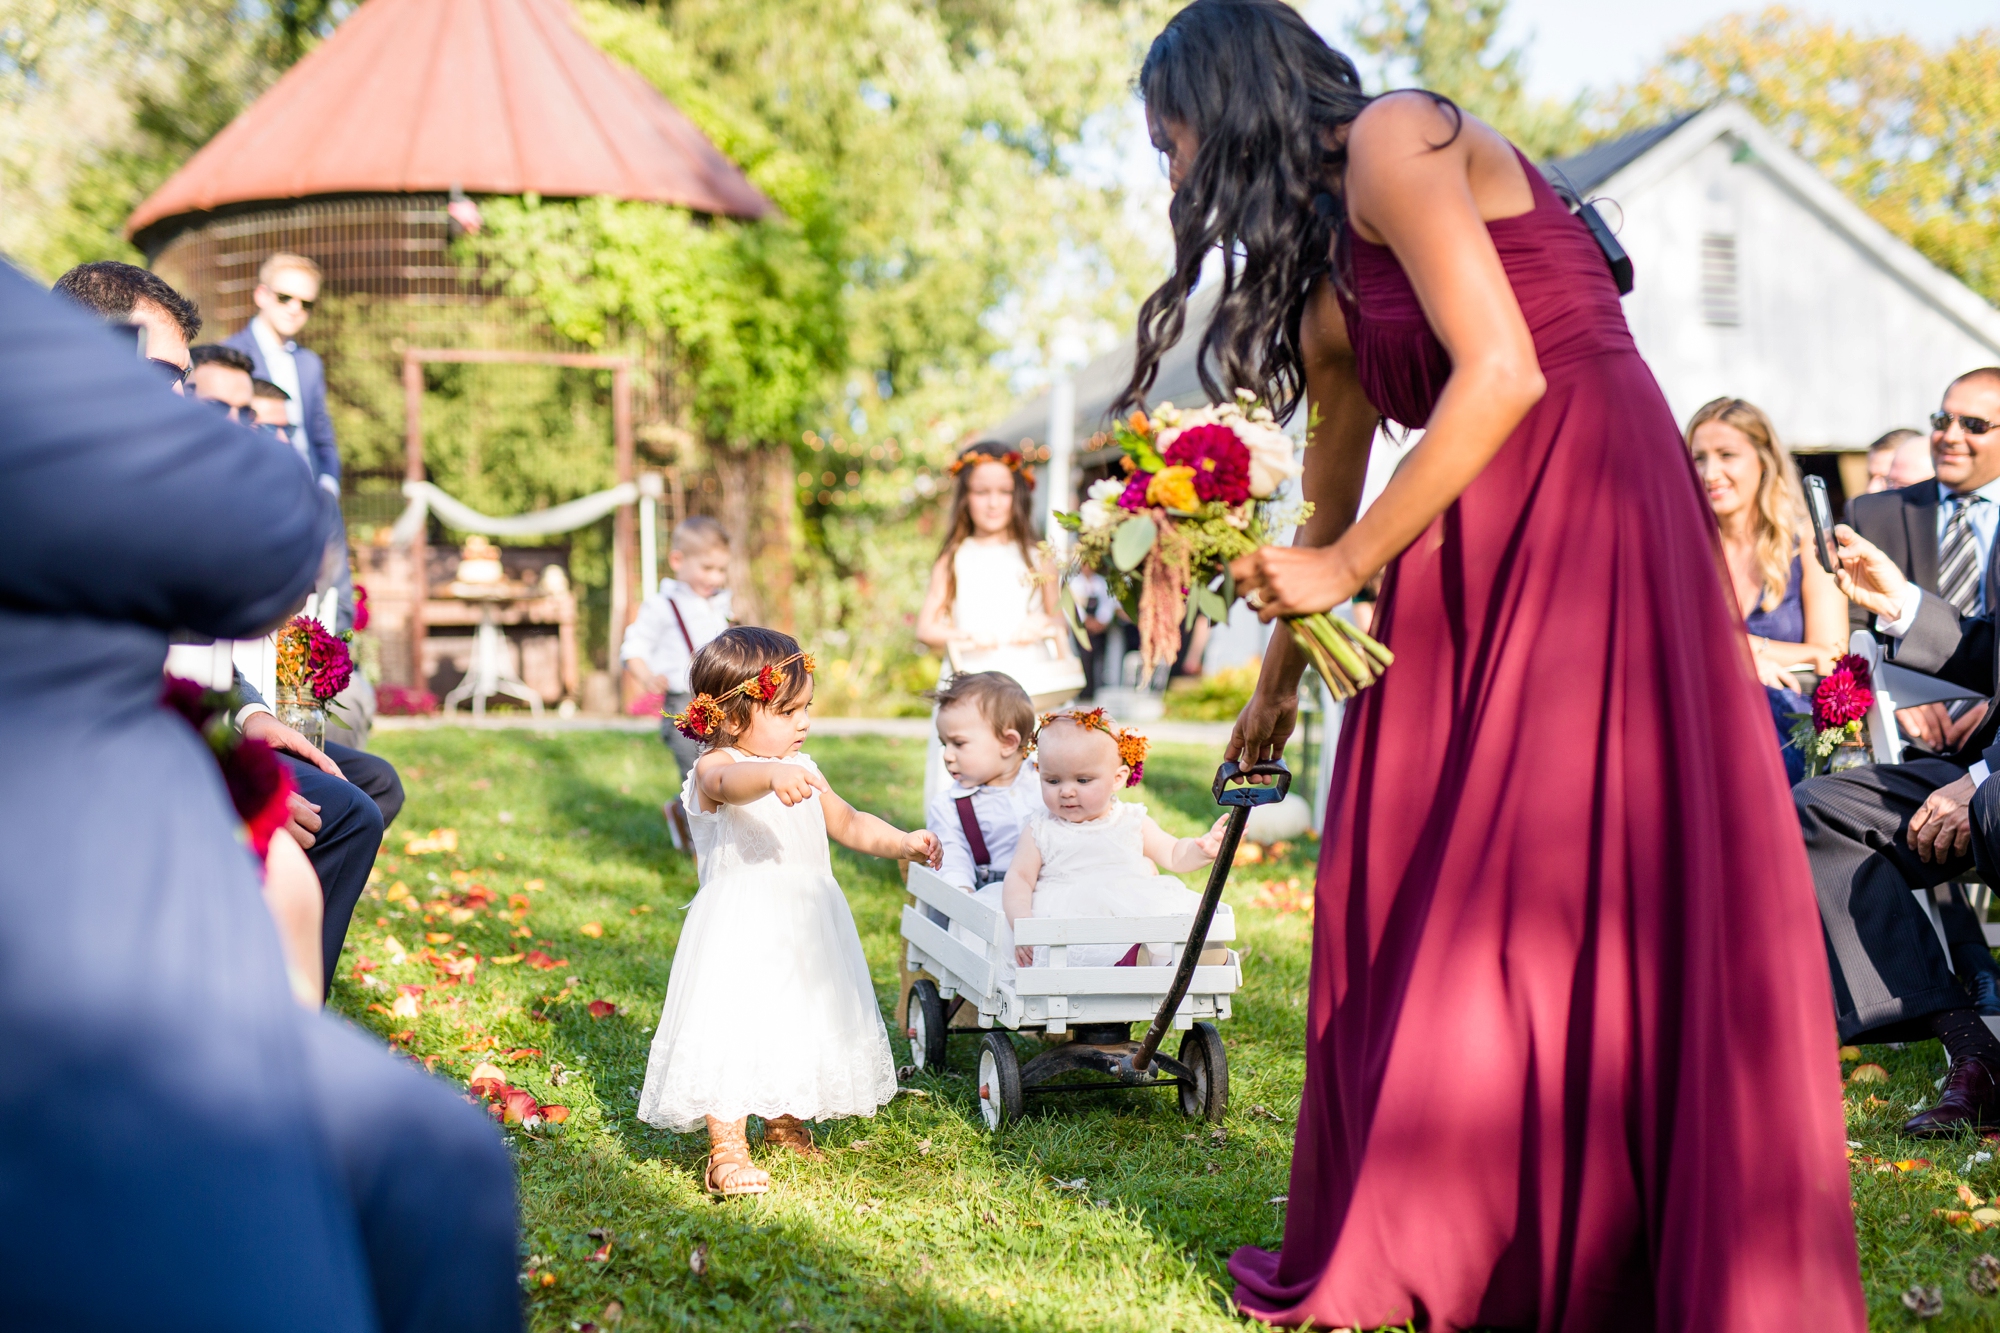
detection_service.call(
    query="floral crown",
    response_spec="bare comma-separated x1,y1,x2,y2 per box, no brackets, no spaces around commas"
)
947,448,1034,488
667,651,817,742
1033,706,1149,787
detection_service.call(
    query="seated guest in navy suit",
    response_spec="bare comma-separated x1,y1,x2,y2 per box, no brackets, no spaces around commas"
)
1685,397,1848,782
223,252,340,494
2,258,518,1331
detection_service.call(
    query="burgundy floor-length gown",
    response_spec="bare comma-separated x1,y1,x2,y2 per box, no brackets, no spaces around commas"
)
1228,153,1866,1331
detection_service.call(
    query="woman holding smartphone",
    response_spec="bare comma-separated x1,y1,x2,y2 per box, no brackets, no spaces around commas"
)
1687,396,1848,780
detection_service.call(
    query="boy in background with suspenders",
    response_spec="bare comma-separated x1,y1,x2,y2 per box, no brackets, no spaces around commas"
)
620,515,733,851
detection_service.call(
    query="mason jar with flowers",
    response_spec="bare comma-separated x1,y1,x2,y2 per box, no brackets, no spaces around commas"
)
1787,653,1877,777
273,615,356,748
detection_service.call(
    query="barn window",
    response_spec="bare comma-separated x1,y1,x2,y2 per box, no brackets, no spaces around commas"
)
1701,233,1740,326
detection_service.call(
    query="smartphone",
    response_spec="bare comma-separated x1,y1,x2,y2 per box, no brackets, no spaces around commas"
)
1805,474,1838,575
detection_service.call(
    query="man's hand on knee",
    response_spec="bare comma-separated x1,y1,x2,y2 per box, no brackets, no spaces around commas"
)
1909,774,1978,863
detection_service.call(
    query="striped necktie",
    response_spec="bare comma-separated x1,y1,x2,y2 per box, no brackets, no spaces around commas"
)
1938,494,1987,617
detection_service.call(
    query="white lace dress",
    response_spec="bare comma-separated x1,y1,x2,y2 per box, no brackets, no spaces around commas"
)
637,750,897,1131
1013,802,1202,968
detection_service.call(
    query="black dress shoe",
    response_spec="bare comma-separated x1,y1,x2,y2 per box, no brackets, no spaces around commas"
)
1973,969,2000,1018
1903,1056,2000,1137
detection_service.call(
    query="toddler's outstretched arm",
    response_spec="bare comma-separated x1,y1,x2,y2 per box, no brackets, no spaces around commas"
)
1141,814,1231,875
820,786,942,869
693,750,826,811
1002,838,1042,967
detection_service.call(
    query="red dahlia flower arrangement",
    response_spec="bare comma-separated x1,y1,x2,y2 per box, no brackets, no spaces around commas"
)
1789,653,1875,777
275,615,355,703
161,676,296,858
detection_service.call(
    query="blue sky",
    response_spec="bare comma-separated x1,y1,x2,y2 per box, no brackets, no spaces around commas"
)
1300,0,1995,102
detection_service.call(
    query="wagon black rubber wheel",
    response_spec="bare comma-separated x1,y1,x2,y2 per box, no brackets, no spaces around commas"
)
906,979,949,1072
1177,1022,1228,1123
977,1032,1023,1130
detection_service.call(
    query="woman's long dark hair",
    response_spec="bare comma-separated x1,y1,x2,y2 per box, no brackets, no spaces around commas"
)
1118,0,1454,422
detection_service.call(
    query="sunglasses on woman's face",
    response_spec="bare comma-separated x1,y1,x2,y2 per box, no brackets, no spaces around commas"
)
273,291,316,311
1933,411,1996,437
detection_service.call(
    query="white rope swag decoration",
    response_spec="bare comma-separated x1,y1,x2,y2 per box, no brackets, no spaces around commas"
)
389,479,645,546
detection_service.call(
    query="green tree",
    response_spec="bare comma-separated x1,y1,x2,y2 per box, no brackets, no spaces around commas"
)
1348,0,1591,158
0,0,328,278
1613,6,2000,304
470,0,1168,628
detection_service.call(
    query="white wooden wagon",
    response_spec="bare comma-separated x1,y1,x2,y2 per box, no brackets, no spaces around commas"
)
897,760,1290,1130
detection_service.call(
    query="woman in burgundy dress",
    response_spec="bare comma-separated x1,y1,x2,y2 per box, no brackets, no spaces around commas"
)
1122,4,1864,1329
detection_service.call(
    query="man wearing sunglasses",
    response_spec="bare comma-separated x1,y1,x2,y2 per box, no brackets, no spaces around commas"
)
51,260,198,391
224,252,339,494
1798,367,2000,1137
189,343,259,424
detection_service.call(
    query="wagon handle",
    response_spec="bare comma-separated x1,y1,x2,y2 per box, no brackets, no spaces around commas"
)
1132,760,1291,1073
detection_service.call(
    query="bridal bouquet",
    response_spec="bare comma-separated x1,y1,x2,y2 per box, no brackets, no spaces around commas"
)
276,615,355,703
1055,391,1393,700
1787,653,1875,777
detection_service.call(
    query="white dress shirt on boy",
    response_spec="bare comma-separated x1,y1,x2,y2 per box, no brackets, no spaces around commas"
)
927,761,1042,890
620,579,732,692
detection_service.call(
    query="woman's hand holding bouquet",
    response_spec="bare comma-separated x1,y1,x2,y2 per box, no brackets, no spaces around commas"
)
1056,391,1393,700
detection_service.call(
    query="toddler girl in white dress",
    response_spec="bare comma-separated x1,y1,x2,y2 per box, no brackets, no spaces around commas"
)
637,628,941,1197
1001,708,1229,969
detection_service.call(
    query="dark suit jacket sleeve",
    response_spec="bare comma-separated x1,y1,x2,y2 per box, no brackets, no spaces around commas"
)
301,350,340,486
0,262,330,638
1891,592,1995,696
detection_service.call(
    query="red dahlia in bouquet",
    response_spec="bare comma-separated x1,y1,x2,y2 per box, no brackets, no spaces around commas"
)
1787,653,1875,777
275,615,355,702
1056,391,1394,699
160,676,295,857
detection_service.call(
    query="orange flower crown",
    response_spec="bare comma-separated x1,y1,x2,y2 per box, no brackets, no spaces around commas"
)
947,447,1035,488
667,652,817,742
1033,706,1149,787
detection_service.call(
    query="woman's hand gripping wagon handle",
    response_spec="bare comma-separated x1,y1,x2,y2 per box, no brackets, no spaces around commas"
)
1132,760,1291,1074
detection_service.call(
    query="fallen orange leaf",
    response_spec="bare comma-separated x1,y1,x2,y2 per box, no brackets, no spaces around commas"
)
490,953,525,965
524,879,544,892
1846,1063,1890,1085
1893,1158,1931,1172
509,894,531,911
524,951,567,970
501,1088,539,1124
391,994,420,1018
425,932,452,945
579,922,604,939
502,1048,542,1061
540,1105,570,1123
588,1000,616,1019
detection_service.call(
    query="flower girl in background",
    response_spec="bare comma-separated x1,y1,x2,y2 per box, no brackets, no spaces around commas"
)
637,627,942,1198
1000,709,1230,970
914,441,1063,811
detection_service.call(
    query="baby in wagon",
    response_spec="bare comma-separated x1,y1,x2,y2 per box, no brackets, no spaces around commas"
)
998,708,1230,970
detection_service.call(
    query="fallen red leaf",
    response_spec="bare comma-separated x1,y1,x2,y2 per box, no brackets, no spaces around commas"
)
524,951,567,971
501,1088,539,1124
397,983,426,996
588,1000,617,1019
351,956,377,974
502,1048,542,1061
509,894,531,912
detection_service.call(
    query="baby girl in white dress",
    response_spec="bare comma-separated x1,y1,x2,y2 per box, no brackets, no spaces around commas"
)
637,627,941,1199
1000,708,1229,969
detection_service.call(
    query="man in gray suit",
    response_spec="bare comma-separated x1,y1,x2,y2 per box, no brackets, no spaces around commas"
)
1797,368,2000,1136
1843,372,2000,1007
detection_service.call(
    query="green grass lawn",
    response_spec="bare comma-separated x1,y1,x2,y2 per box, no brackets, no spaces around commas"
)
341,729,2000,1330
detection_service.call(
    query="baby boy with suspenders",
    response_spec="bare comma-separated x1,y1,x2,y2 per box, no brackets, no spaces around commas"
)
618,516,733,852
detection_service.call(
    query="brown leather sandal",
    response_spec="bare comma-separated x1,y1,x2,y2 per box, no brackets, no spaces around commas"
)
763,1114,822,1158
704,1117,770,1197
